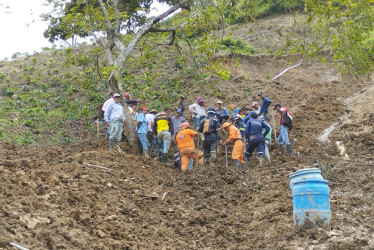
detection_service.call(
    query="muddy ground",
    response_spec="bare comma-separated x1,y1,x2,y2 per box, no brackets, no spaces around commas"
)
1,13,374,250
0,134,373,250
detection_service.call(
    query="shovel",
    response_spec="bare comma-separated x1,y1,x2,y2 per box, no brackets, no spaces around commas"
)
225,144,228,167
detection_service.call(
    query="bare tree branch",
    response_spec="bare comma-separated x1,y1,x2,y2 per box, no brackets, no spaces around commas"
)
98,0,114,36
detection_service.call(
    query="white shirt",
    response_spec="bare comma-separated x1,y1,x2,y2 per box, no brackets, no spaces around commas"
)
188,103,206,118
102,98,114,112
145,113,155,132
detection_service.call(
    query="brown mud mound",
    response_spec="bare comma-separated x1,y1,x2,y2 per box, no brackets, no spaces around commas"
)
0,140,373,249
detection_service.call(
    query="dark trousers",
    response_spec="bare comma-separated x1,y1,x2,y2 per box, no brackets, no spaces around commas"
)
203,133,217,159
245,135,265,158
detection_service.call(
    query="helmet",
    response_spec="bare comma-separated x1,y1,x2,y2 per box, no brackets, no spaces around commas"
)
207,107,216,113
234,114,242,120
222,122,231,129
197,97,205,105
181,122,190,129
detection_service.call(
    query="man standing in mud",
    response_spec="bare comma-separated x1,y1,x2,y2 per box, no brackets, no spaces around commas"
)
244,112,270,166
258,91,272,121
153,107,174,163
104,93,125,151
198,108,222,166
274,104,293,156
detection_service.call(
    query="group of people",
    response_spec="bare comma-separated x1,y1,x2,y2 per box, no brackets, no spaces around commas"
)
102,91,294,171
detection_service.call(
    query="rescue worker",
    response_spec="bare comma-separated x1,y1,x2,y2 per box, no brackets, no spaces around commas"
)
189,97,206,130
136,106,150,157
216,100,229,124
274,103,293,156
198,108,221,166
258,91,272,121
153,107,174,163
233,114,246,138
222,122,244,167
175,122,203,171
104,93,125,150
244,112,270,166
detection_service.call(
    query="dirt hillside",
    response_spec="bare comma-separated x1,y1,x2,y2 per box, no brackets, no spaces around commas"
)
1,52,374,249
1,12,374,250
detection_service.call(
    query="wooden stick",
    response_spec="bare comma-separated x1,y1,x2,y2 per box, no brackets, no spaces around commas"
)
83,162,114,171
96,119,100,138
271,110,277,142
272,62,302,82
195,134,200,169
10,242,29,250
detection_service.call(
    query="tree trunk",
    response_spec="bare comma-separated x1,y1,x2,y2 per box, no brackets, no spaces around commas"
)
96,0,192,155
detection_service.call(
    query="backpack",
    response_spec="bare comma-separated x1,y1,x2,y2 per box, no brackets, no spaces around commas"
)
283,112,293,130
203,118,215,133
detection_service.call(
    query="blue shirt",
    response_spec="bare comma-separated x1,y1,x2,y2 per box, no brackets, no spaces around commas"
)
172,116,187,135
245,118,270,140
243,111,257,124
104,102,125,122
260,97,272,114
136,113,148,134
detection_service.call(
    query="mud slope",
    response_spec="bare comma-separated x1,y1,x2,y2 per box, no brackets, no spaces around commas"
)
0,135,373,250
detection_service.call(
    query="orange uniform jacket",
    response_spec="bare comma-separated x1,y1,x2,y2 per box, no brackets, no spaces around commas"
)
176,129,197,150
225,125,244,163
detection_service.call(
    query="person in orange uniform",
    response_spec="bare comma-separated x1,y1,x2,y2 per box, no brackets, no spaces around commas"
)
222,122,244,167
175,122,203,171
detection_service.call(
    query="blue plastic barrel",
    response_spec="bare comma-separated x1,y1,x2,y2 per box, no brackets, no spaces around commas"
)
292,178,331,230
289,168,323,190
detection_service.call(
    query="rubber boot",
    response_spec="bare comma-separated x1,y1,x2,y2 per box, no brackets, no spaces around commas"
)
153,151,159,160
234,160,241,167
108,139,114,151
210,151,217,167
161,153,167,163
259,157,265,166
286,144,292,156
143,149,149,158
266,155,271,163
279,144,285,156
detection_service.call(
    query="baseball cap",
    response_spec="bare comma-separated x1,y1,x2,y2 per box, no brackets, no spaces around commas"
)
149,109,157,114
217,100,222,104
258,91,264,96
141,105,148,110
251,102,258,107
175,108,181,113
123,92,131,98
113,93,121,98
273,104,281,110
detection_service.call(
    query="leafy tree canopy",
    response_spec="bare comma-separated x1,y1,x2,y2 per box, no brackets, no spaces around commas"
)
42,0,186,42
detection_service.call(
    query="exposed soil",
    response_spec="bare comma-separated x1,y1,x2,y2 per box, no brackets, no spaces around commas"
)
1,13,374,250
0,61,373,249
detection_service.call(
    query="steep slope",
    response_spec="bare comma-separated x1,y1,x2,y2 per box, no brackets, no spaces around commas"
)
1,12,373,250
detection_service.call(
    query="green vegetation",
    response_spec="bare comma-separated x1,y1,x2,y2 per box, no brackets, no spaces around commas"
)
0,0,372,146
